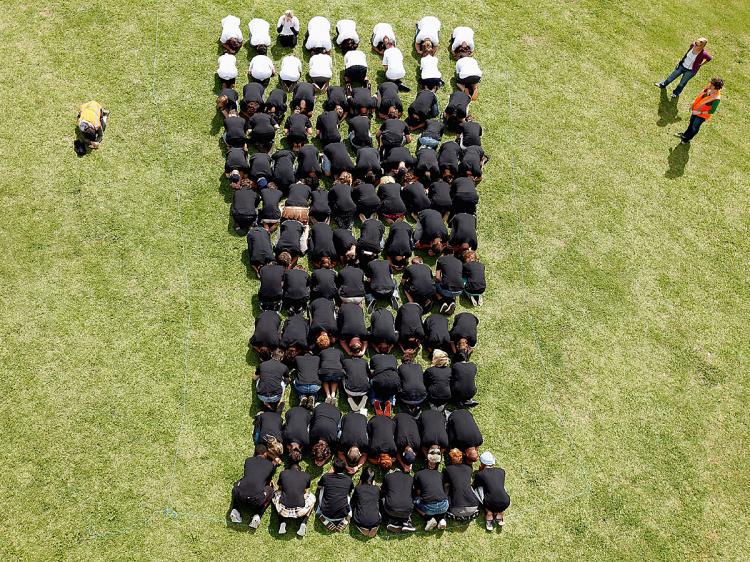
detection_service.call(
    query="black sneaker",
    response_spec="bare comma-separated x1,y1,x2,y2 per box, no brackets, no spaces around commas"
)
654,82,665,88
402,520,417,532
397,83,411,93
386,523,401,533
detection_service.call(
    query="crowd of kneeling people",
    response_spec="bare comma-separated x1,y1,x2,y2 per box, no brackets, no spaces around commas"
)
216,12,509,537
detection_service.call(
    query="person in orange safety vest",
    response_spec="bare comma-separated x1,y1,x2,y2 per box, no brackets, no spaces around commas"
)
675,77,722,144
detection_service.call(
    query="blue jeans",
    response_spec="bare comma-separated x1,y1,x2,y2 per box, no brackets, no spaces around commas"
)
418,135,440,149
682,114,705,142
293,381,321,396
661,64,696,96
321,154,332,175
414,498,449,516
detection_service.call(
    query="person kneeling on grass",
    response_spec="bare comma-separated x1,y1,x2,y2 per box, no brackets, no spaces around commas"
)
444,448,480,522
273,462,316,537
75,100,109,155
351,467,382,537
381,465,416,533
254,351,289,412
229,443,281,527
317,458,353,531
414,448,449,531
474,451,511,531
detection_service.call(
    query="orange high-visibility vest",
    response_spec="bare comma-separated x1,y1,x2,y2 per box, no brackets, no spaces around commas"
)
78,100,103,129
691,87,721,120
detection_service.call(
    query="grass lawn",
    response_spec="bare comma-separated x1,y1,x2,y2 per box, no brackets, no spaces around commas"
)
1,0,749,559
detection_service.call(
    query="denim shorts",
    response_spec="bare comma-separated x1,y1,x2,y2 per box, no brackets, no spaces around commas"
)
435,283,463,299
418,135,440,149
414,498,449,516
293,382,321,395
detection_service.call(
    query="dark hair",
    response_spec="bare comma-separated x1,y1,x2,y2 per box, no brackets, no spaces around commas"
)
710,77,724,90
312,440,331,462
256,44,268,55
364,171,377,185
360,466,376,485
289,445,303,462
332,457,346,473
255,443,268,455
305,176,320,189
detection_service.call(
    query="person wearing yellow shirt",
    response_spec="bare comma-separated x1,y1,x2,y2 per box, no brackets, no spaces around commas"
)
75,101,109,155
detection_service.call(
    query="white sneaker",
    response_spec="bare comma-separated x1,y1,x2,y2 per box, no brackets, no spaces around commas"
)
249,514,261,529
229,509,242,523
425,517,438,531
438,518,447,530
297,522,307,537
278,522,287,535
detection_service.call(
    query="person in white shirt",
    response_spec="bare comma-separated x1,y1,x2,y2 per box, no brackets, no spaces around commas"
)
383,47,409,91
415,16,440,56
344,49,369,88
419,54,443,90
309,53,333,93
220,15,244,54
279,55,303,91
248,19,272,54
276,10,300,48
451,26,475,59
372,23,396,55
305,16,333,54
217,53,239,86
455,56,482,100
249,54,276,85
336,19,360,52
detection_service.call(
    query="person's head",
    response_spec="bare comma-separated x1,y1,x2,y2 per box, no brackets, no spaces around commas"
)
320,256,333,269
364,170,377,185
449,448,463,465
347,446,362,463
360,466,376,485
465,447,479,464
379,175,395,186
256,177,269,189
264,436,283,458
402,447,417,467
335,105,345,118
402,348,418,363
229,170,242,186
403,171,417,185
284,9,294,19
427,446,442,466
271,347,285,362
457,338,471,355
378,453,393,470
305,175,320,189
285,346,301,362
430,238,445,256
316,331,331,349
387,106,399,119
383,37,394,50
256,44,268,56
337,171,353,185
695,37,708,48
412,256,424,265
710,76,724,90
432,349,450,367
479,450,495,468
349,337,363,353
373,342,391,354
216,95,229,111
332,457,346,473
442,169,454,183
312,439,332,466
288,443,303,462
277,251,292,268
462,249,477,263
298,99,308,112
255,443,268,457
421,39,434,55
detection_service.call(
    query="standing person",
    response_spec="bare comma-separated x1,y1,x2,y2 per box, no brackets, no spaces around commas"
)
675,77,723,144
351,467,382,537
75,100,109,153
229,444,280,527
272,462,315,536
413,449,449,531
276,10,300,47
474,451,511,531
655,38,712,98
220,15,243,54
316,458,354,531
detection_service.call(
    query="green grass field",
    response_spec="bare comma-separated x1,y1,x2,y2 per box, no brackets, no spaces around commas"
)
2,0,749,559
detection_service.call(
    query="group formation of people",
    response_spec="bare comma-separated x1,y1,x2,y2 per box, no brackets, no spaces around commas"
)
215,13,509,538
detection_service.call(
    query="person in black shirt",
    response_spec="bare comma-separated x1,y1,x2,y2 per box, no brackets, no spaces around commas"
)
377,81,403,119
280,313,309,363
429,179,453,218
307,222,336,268
369,308,398,354
352,180,380,221
264,88,287,124
402,256,435,311
425,349,452,409
274,219,307,267
337,265,365,304
377,118,411,157
316,108,343,145
311,267,338,301
369,353,400,417
310,402,341,467
398,361,427,414
356,218,385,265
338,302,368,357
348,114,372,150
224,110,248,149
318,346,345,405
414,208,448,256
324,85,349,115
423,313,451,354
247,112,278,151
351,467,381,537
396,302,425,361
283,406,311,460
337,411,369,474
354,147,381,184
294,144,322,185
241,82,266,116
414,453,450,531
272,463,315,536
282,182,312,224
258,182,282,233
271,150,295,194
384,219,414,271
418,119,444,150
402,173,431,218
253,410,283,446
255,356,288,411
322,141,355,177
415,147,440,184
451,359,478,408
407,89,439,130
381,467,416,532
292,353,321,409
310,190,332,226
317,458,353,531
249,310,281,359
449,212,478,253
291,82,315,116
258,263,284,310
382,146,416,179
447,408,483,463
225,146,249,188
435,254,464,314
450,312,479,360
229,444,280,527
247,154,273,185
451,176,479,215
365,259,399,312
333,227,357,265
443,90,471,126
438,140,461,182
394,412,420,471
329,178,357,229
367,414,397,469
349,86,377,117
231,187,258,235
247,227,274,275
282,266,310,314
284,110,313,149
419,409,449,457
217,86,239,115
458,116,482,148
343,356,370,411
309,297,337,348
444,448,480,522
460,145,488,183
474,451,511,530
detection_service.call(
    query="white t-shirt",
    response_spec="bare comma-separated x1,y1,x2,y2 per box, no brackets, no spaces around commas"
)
309,53,333,78
217,54,238,80
336,19,359,45
277,14,300,36
682,49,698,69
451,26,475,52
383,47,405,80
416,16,441,44
456,57,482,79
344,50,367,69
248,18,271,46
305,16,332,51
220,15,243,43
249,54,275,80
372,23,396,47
420,55,442,80
280,55,302,81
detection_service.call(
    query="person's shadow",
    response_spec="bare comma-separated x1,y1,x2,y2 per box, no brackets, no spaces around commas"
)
656,89,680,127
665,142,690,178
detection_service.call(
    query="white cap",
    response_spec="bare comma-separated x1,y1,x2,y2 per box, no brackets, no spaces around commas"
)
480,451,495,466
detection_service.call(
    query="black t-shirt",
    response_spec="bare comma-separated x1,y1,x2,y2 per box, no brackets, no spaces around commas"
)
438,141,461,175
281,314,309,349
445,91,471,119
463,261,486,293
367,415,396,456
275,220,304,255
283,268,310,301
343,356,370,393
449,212,478,249
396,303,425,340
451,361,477,400
377,81,402,113
232,188,258,216
271,150,296,191
437,255,464,291
394,412,421,451
369,308,397,344
339,412,369,452
257,358,288,396
421,119,444,140
418,209,448,243
285,112,312,140
284,406,311,448
381,470,413,516
402,181,431,214
248,113,276,139
414,468,448,503
294,353,321,385
318,346,344,375
338,266,365,298
259,188,283,221
451,312,479,346
265,88,287,116
248,153,272,180
296,145,321,178
309,297,337,336
378,182,406,215
329,183,357,214
255,410,283,443
351,484,381,528
317,110,341,143
352,182,379,214
403,263,434,300
355,148,381,177
350,87,377,113
474,468,510,512
309,222,335,260
459,121,482,147
319,472,353,519
225,147,249,173
447,408,483,449
292,82,315,109
369,353,400,397
409,90,437,119
443,464,479,508
429,180,452,213
311,268,338,300
366,259,394,293
278,468,311,508
425,365,452,402
379,119,409,148
224,115,247,147
247,227,274,264
220,87,239,107
419,409,449,449
250,310,281,348
243,82,266,105
416,147,440,178
357,219,384,254
383,146,416,172
338,302,366,339
348,115,372,147
451,177,479,213
259,263,284,300
323,142,355,174
423,313,450,350
286,182,311,207
398,362,426,398
325,86,348,111
385,220,414,258
310,402,342,445
461,145,486,177
237,455,276,503
332,228,356,258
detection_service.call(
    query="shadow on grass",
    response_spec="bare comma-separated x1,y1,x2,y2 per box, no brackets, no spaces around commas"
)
665,142,690,179
656,89,680,127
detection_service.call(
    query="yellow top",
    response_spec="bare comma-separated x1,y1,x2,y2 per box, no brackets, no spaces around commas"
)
78,100,103,128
